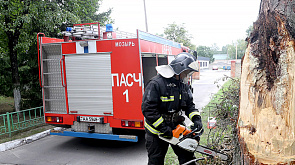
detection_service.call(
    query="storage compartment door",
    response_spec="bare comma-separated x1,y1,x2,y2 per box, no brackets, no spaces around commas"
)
65,53,113,115
41,43,67,114
142,56,157,87
141,54,169,87
168,55,175,64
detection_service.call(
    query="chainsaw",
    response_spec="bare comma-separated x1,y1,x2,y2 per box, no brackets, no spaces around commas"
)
159,124,228,162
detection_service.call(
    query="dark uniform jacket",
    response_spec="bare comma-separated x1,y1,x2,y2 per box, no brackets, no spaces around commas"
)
141,75,201,135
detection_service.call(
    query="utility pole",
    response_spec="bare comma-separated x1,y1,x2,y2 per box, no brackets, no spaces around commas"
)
235,43,238,61
143,0,148,32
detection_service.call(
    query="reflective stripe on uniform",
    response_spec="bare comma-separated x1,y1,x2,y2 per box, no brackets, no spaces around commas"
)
152,116,164,128
179,94,181,100
189,111,201,120
160,96,174,102
144,121,161,135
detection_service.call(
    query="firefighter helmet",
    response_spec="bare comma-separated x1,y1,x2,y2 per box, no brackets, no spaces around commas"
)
169,52,198,75
156,52,199,78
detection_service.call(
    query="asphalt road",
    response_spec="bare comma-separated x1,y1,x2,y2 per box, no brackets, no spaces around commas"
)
0,69,230,165
192,69,230,111
0,135,147,165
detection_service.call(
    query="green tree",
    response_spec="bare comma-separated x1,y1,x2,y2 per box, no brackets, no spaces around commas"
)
163,22,196,50
221,46,228,54
210,43,219,53
217,25,251,60
0,0,112,111
226,39,248,59
0,32,11,97
196,46,214,63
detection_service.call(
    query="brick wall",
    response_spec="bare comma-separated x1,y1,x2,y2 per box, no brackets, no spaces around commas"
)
192,62,200,80
231,60,241,78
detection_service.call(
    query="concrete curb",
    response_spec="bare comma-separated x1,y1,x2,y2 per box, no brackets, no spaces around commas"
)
0,129,52,152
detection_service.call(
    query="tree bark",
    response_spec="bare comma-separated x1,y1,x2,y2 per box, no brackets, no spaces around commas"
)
5,21,22,112
3,1,30,112
239,0,295,164
8,35,21,112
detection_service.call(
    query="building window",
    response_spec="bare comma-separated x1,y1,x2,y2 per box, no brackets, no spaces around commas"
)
200,62,203,67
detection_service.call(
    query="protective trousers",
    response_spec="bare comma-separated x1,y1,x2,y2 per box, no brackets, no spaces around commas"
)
145,132,195,165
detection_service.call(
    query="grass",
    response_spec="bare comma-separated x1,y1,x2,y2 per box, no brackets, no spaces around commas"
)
0,95,52,144
164,147,179,164
0,125,54,144
199,79,232,145
0,96,14,114
164,79,233,165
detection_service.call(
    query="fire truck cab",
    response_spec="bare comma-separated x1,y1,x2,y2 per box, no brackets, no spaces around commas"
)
38,23,187,142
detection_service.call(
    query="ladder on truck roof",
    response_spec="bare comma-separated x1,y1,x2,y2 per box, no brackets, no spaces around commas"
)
60,23,137,40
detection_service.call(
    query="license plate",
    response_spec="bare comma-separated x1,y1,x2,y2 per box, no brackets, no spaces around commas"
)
79,116,103,123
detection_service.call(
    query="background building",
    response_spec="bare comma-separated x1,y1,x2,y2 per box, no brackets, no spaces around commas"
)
197,56,210,69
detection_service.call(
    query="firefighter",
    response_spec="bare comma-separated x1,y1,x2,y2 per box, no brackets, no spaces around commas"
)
141,52,203,165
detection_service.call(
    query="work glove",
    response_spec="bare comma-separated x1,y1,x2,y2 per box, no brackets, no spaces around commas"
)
191,115,203,132
173,115,185,125
193,128,204,142
159,125,173,139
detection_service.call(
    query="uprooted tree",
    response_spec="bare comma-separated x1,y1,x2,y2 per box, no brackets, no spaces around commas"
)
239,0,295,164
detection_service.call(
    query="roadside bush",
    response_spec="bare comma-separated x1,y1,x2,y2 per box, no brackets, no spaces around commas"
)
200,76,241,164
165,76,241,164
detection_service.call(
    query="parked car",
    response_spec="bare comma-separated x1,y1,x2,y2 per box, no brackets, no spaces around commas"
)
212,66,218,70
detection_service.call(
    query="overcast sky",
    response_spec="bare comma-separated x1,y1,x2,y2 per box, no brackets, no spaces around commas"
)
100,0,261,50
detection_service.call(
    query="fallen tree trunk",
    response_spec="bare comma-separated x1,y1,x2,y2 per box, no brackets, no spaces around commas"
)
239,0,295,164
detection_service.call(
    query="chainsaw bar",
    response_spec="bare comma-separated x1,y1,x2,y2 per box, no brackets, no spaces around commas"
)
195,145,228,161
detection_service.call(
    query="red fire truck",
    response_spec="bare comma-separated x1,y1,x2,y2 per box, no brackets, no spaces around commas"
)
37,22,189,142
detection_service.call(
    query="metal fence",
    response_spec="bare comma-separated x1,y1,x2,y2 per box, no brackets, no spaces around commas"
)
0,106,44,137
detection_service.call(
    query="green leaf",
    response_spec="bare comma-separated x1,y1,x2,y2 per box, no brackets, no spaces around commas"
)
0,0,113,109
